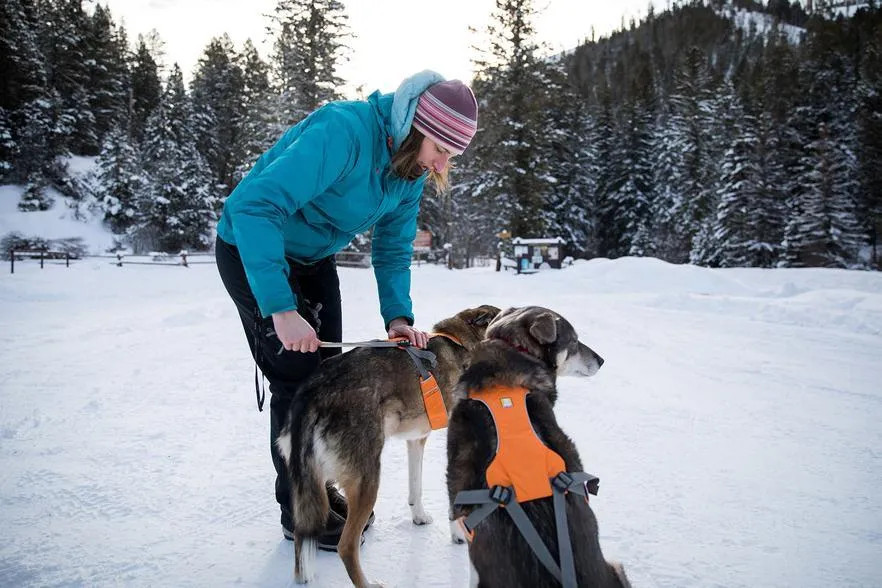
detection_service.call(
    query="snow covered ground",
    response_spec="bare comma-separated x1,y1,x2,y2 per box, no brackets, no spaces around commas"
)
1,257,881,587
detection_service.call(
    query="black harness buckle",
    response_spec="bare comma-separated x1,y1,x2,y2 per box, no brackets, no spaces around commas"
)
552,472,574,493
489,485,513,505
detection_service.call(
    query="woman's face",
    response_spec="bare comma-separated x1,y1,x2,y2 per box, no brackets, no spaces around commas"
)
417,137,453,174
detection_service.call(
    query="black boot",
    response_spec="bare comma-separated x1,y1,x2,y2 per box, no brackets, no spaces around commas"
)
325,483,375,529
282,507,360,551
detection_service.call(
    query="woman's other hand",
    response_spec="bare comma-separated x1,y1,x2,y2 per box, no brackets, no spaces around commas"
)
387,317,429,348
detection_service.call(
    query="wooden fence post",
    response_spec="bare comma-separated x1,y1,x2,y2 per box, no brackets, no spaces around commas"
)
116,253,123,267
40,248,44,269
9,250,13,274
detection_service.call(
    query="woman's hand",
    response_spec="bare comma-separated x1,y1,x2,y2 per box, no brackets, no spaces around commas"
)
272,309,320,353
387,317,429,348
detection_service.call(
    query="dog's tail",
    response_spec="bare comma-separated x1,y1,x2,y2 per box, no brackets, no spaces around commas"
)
276,401,329,583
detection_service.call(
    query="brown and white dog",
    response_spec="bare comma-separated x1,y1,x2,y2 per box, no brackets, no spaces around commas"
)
276,305,501,587
446,306,630,588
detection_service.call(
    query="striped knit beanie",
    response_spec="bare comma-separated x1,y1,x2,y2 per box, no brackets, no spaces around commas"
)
411,80,478,155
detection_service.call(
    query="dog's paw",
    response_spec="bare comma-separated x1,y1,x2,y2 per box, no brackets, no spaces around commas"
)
367,581,386,588
410,505,433,525
450,519,467,544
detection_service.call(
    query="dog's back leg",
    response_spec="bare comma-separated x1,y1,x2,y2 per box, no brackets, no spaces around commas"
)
407,436,433,525
338,465,381,588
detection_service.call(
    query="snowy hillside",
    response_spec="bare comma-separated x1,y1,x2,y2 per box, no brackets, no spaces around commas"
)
0,157,118,254
1,257,880,587
715,4,806,43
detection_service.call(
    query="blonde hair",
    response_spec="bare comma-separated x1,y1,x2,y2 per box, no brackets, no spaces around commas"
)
390,127,450,193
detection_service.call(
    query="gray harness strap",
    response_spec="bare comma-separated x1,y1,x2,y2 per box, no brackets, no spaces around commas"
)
455,486,563,582
454,471,600,588
401,345,437,378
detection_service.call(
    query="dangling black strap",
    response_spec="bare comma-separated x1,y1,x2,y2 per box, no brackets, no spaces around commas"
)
253,308,266,412
254,363,265,412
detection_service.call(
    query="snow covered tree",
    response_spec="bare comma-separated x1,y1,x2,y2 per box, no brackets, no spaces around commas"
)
856,31,882,268
783,20,865,268
17,171,52,211
651,102,688,263
269,0,351,125
465,0,556,240
131,38,162,144
660,46,718,263
38,0,96,155
0,0,54,183
135,65,217,252
712,108,761,268
190,35,245,196
232,40,278,186
95,124,144,233
83,3,129,154
783,122,864,268
542,57,600,258
609,58,656,258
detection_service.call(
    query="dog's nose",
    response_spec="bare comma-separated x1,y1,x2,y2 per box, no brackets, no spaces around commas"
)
596,354,605,368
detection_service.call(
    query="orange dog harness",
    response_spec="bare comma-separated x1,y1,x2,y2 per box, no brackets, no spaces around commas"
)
454,384,600,588
470,385,566,502
393,333,463,430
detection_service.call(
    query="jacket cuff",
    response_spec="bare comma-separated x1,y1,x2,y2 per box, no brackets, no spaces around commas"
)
384,314,414,332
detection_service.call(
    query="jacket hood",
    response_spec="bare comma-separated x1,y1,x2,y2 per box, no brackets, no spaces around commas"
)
368,70,445,151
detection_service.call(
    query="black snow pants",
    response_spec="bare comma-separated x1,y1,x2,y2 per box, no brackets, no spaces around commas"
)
214,236,342,530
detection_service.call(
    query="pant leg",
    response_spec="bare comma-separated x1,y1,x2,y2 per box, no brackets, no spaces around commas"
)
215,236,342,526
269,256,343,522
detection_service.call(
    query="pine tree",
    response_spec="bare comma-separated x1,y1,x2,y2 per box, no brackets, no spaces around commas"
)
783,18,865,268
784,122,864,267
651,102,689,262
95,124,144,233
190,34,246,196
542,57,600,258
611,59,656,258
135,65,217,252
131,38,162,144
856,30,882,268
84,3,129,154
233,40,278,186
39,0,96,155
664,46,718,262
1,0,54,183
17,171,52,211
466,0,555,240
713,107,761,268
270,0,351,125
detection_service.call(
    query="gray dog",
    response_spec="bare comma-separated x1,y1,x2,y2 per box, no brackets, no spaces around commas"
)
276,305,501,587
446,306,630,588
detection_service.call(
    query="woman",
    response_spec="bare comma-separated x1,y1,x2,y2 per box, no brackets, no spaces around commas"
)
215,70,478,550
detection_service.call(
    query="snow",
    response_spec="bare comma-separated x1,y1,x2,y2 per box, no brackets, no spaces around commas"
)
1,256,881,587
717,6,805,44
1,160,118,254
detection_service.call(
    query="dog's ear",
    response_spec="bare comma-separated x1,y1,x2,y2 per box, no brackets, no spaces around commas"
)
529,312,557,344
467,305,501,327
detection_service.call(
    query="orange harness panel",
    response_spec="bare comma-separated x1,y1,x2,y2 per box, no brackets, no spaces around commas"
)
470,385,566,503
390,335,462,430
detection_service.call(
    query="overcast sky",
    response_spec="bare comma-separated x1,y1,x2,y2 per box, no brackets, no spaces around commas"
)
94,0,663,96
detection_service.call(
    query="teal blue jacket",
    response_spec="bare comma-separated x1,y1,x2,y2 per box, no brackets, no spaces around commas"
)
217,72,444,327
